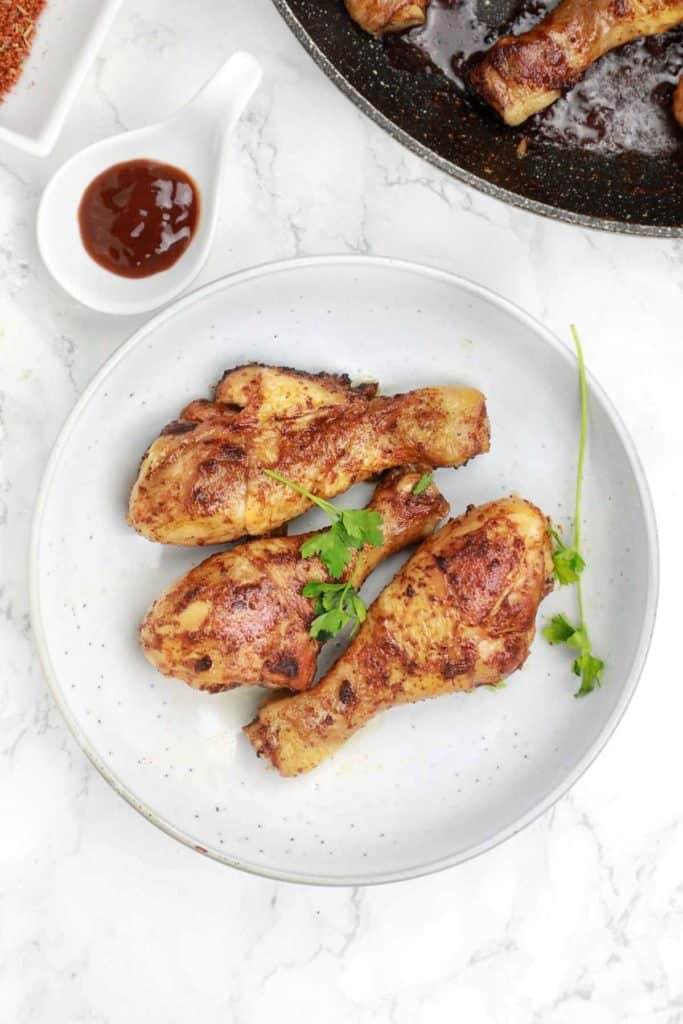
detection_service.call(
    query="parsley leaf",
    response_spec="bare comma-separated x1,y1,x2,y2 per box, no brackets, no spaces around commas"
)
549,527,586,585
543,327,605,698
543,614,604,695
338,508,384,549
412,472,433,496
573,653,605,697
300,523,354,579
303,580,368,640
542,613,576,645
310,607,347,640
264,469,384,579
263,471,385,639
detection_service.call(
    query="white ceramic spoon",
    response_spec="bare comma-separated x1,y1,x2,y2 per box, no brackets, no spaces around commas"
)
37,52,262,315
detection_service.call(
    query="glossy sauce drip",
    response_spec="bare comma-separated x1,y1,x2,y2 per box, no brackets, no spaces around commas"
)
79,160,200,278
385,0,683,156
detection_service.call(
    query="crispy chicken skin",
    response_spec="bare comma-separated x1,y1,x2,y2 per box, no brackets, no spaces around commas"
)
345,0,429,34
470,0,683,126
245,497,553,776
674,74,683,126
140,468,449,693
128,365,489,546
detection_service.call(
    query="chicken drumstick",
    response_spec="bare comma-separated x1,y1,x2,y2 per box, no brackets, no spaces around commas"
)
245,496,553,776
470,0,683,126
128,364,489,546
140,468,448,693
345,0,430,34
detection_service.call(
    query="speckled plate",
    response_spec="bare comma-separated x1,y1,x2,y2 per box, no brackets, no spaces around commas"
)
31,256,658,885
273,0,683,236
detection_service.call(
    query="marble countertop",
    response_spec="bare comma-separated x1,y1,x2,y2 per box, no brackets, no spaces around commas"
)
1,1,682,1020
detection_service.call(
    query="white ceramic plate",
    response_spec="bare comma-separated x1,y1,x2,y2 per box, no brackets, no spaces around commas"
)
0,0,122,156
31,256,658,885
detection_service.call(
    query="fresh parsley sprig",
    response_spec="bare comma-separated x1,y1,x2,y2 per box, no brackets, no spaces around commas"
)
548,526,585,585
543,613,604,695
412,471,433,496
302,580,367,641
263,469,386,641
542,326,605,697
263,468,384,579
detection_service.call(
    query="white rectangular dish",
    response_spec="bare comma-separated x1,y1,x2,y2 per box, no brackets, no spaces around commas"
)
0,0,123,156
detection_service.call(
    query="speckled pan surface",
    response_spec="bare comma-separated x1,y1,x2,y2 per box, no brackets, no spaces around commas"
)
272,0,683,236
31,257,658,885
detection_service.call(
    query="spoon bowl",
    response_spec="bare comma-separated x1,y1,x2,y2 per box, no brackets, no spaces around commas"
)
37,52,262,315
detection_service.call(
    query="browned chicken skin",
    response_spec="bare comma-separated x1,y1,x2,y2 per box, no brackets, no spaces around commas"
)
128,365,489,546
140,468,449,693
345,0,429,34
245,497,553,776
470,0,683,126
674,74,683,126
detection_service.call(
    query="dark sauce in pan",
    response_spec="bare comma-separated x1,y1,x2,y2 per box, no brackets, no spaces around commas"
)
384,0,683,156
79,160,200,278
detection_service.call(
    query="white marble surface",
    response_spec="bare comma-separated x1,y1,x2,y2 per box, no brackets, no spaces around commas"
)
1,1,682,1020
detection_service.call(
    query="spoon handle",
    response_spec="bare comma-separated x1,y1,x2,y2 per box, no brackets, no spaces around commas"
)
180,51,262,139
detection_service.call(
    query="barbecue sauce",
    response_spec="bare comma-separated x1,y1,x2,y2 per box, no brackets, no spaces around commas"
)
79,160,200,278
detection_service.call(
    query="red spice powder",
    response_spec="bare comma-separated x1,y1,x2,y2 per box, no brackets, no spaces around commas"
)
0,0,47,103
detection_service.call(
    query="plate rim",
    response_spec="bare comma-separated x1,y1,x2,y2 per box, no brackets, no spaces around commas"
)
29,254,660,886
270,0,683,240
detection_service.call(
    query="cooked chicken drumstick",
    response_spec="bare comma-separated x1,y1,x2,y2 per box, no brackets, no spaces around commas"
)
245,497,553,776
345,0,429,34
128,365,489,546
140,468,448,693
470,0,683,126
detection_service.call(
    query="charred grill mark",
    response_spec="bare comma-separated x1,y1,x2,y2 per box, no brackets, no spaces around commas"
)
173,584,203,614
188,443,248,513
265,655,300,679
229,581,271,611
438,522,525,625
268,549,299,566
220,444,246,460
161,419,197,436
443,643,478,678
339,680,356,705
197,448,246,475
487,34,575,92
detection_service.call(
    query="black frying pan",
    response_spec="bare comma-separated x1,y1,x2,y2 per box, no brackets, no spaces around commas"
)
272,0,683,236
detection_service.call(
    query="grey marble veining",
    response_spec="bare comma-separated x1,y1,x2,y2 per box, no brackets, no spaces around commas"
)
0,1,681,1021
